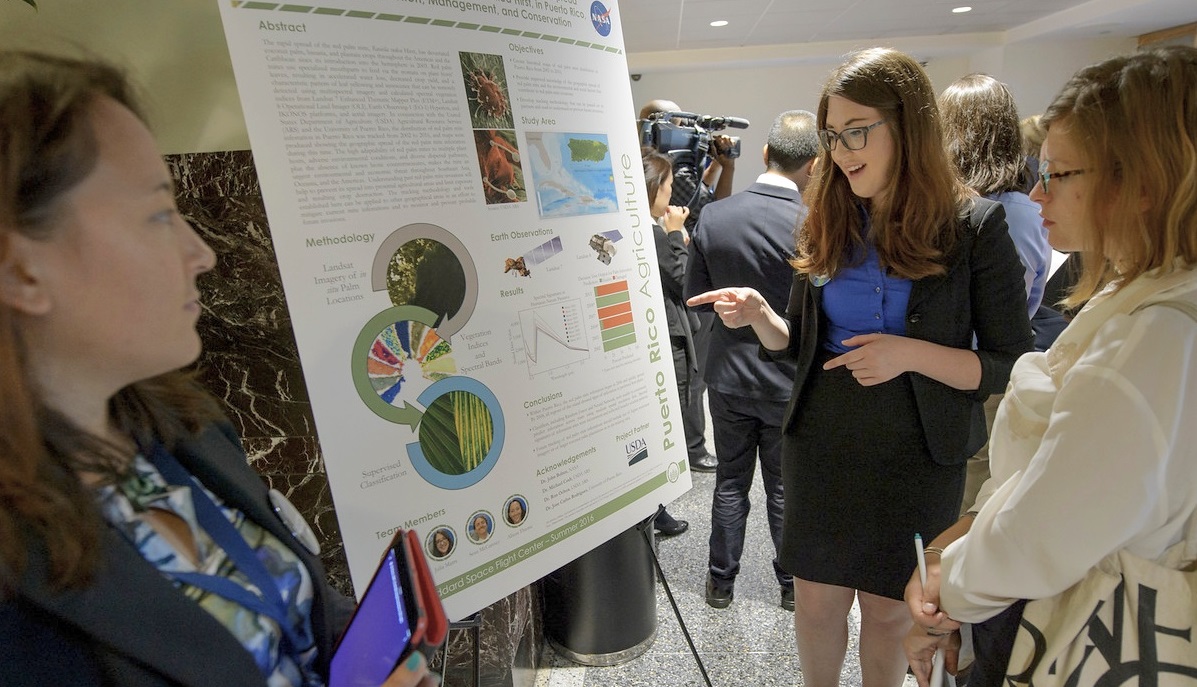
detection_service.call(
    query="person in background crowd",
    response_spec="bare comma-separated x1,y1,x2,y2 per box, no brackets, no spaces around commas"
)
1018,114,1046,194
941,75,1051,319
638,98,738,226
938,74,1052,513
643,146,694,537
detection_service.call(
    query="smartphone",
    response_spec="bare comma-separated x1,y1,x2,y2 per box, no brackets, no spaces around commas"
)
329,529,448,687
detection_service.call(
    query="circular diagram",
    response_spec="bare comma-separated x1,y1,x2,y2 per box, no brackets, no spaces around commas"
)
352,305,451,426
370,224,477,337
353,223,501,490
366,319,455,403
406,376,505,490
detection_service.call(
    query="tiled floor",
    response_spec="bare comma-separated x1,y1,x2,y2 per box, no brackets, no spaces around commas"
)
533,403,920,687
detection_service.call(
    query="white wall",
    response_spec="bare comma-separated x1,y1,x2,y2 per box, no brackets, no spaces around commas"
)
0,0,1140,158
997,37,1136,116
0,0,245,155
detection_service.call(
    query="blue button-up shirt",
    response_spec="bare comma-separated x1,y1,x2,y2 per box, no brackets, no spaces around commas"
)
821,238,913,354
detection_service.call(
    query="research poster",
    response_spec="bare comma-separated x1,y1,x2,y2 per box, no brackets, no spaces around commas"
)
216,0,691,620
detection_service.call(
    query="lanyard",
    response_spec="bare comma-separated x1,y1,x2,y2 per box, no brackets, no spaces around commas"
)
145,442,306,653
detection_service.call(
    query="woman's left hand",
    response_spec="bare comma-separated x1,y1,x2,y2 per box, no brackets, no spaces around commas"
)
903,558,961,637
903,626,961,687
822,333,914,385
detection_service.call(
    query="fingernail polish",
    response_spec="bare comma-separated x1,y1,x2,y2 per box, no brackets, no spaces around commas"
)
405,652,423,671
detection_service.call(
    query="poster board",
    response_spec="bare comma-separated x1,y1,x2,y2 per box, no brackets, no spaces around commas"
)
216,0,691,620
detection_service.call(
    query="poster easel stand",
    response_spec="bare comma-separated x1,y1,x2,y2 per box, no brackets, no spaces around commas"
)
642,505,714,687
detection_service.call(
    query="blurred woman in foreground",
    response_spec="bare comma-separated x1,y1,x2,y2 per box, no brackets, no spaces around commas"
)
0,50,436,687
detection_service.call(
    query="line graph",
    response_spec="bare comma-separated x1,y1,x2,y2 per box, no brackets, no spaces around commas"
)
518,301,589,375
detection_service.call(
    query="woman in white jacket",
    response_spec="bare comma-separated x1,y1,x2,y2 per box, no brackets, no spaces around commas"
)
903,45,1197,687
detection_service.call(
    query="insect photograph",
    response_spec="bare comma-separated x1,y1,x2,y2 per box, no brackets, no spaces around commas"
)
474,129,525,204
460,51,515,130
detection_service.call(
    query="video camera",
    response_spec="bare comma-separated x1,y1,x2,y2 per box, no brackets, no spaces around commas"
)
639,111,749,170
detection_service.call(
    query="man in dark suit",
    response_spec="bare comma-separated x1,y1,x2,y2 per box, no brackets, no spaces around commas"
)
684,110,818,610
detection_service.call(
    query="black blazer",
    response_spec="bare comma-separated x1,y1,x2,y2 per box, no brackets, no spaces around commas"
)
766,198,1034,465
685,181,805,402
654,222,697,368
1,423,354,687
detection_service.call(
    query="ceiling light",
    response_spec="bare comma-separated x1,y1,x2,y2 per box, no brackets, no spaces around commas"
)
952,6,972,13
710,20,729,27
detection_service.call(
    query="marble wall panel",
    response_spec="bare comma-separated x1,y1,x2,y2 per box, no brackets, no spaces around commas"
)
167,150,540,686
167,150,352,591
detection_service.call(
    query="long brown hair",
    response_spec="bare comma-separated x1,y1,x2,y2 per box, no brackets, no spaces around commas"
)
939,74,1026,196
0,51,222,593
1042,46,1197,307
641,146,672,209
796,48,970,280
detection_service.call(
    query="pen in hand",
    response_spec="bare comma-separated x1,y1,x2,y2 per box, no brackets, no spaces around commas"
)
915,533,928,587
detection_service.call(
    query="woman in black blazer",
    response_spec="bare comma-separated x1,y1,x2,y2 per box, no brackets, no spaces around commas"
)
0,51,437,687
689,48,1032,687
643,147,694,537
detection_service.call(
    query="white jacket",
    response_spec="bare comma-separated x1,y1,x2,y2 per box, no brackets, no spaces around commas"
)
940,265,1197,622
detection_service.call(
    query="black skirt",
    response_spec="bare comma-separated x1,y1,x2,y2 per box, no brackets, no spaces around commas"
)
779,349,966,600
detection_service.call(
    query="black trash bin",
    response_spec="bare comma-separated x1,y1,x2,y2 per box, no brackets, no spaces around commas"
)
542,516,657,666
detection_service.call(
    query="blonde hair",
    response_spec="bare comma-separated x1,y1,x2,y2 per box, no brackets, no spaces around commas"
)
1042,46,1197,307
1020,115,1046,158
797,48,970,280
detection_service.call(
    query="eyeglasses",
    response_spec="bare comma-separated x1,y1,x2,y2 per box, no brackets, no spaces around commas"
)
1038,161,1088,194
817,120,887,152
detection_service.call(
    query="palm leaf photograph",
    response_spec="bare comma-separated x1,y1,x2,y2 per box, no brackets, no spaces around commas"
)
419,391,494,475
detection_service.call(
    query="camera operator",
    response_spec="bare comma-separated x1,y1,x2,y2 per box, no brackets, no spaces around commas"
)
637,99,737,232
705,134,738,202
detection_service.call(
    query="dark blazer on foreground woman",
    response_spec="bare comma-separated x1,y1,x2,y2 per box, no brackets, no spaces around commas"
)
1,423,355,687
766,198,1034,465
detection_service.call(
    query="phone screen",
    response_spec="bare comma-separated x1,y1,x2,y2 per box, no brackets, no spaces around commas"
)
330,548,413,687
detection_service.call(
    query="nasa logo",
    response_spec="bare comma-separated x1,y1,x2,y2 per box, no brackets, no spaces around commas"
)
589,0,612,37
